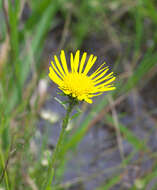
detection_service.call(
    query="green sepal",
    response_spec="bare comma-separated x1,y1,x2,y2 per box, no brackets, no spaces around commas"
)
54,97,67,109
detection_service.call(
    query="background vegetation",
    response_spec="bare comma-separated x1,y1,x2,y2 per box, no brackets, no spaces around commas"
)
0,0,157,189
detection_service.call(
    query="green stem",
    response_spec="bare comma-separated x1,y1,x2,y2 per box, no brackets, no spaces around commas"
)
43,99,76,189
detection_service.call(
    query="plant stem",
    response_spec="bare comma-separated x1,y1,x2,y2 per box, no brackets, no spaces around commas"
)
44,99,76,190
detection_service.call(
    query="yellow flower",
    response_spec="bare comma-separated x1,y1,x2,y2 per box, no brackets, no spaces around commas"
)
49,50,116,104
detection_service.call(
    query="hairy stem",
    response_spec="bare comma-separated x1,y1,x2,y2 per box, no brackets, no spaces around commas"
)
43,98,76,189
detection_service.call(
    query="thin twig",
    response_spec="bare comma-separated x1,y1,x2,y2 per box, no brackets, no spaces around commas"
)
0,155,10,184
108,95,126,167
2,0,10,34
0,35,10,71
87,94,127,130
0,140,15,184
58,12,71,51
104,14,121,50
18,0,26,19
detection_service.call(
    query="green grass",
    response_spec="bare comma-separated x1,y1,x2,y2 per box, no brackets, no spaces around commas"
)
0,0,157,189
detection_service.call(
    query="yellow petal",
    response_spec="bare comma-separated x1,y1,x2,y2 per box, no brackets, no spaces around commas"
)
84,97,93,104
60,50,69,75
89,64,108,79
54,55,65,77
51,61,64,79
88,92,102,97
70,53,74,72
83,55,97,75
83,54,94,75
49,66,62,86
79,52,87,73
93,72,114,85
97,86,116,92
62,89,71,95
77,95,84,101
73,50,80,72
92,68,109,82
96,77,116,88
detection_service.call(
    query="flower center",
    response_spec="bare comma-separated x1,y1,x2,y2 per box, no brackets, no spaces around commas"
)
61,73,94,97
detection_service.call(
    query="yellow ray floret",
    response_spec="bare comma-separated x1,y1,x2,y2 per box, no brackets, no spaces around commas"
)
49,50,116,104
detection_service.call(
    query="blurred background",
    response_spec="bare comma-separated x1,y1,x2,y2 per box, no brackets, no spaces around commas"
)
0,0,157,189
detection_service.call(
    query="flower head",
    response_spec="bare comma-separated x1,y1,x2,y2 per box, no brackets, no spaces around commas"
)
49,50,116,104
